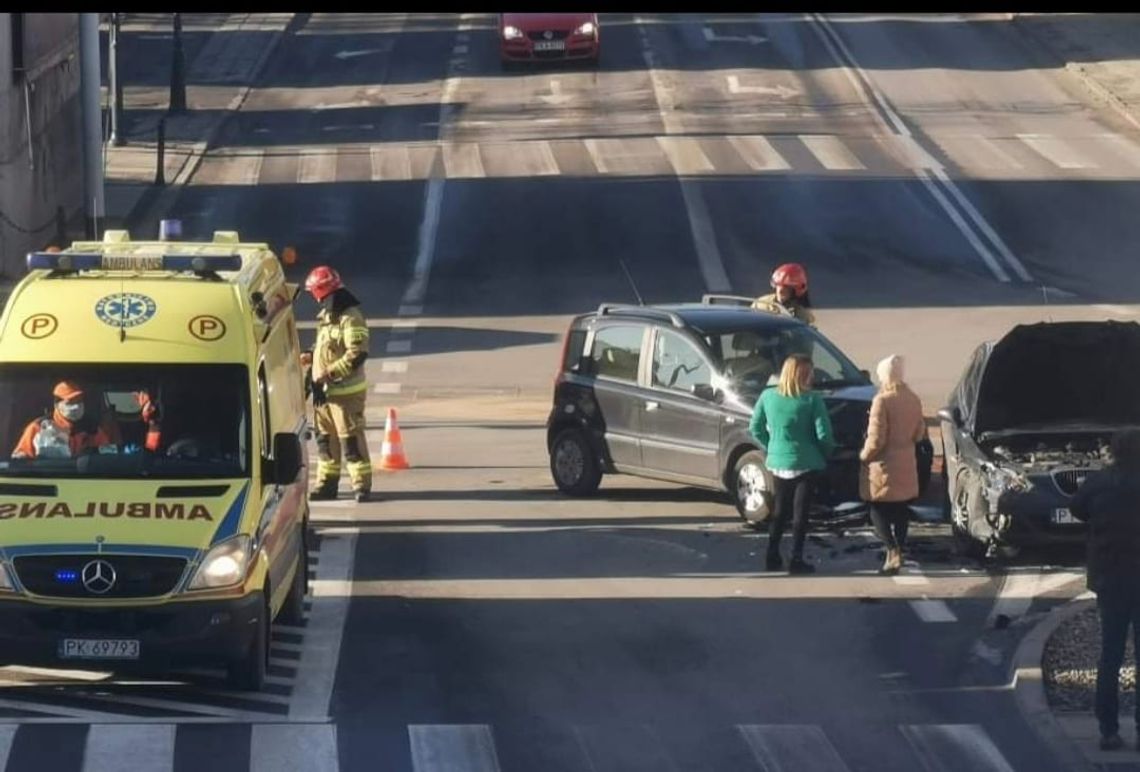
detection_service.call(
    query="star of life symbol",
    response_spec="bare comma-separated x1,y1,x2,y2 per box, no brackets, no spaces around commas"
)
81,559,116,594
95,293,157,328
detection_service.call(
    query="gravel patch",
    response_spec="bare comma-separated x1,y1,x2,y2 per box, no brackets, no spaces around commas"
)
1044,603,1137,713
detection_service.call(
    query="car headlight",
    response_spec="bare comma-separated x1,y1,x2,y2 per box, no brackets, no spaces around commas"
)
575,21,596,36
982,463,1032,504
502,25,523,40
188,535,252,590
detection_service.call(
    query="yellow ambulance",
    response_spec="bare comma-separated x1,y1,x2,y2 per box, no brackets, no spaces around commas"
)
0,226,309,690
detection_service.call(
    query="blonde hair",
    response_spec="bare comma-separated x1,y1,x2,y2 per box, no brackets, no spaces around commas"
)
876,354,905,390
778,354,813,397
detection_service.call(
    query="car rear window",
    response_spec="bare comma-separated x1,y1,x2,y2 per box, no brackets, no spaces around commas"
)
590,325,644,382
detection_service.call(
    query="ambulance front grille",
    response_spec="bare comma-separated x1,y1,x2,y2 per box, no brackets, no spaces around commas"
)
13,555,188,599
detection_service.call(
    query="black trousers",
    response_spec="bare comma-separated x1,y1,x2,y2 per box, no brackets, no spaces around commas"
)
768,472,816,561
1096,584,1140,736
869,501,912,551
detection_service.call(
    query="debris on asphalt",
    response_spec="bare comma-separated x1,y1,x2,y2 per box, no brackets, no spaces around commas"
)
1044,605,1136,713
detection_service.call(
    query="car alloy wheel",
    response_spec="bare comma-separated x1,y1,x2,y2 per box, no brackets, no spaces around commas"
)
550,428,602,495
733,451,771,524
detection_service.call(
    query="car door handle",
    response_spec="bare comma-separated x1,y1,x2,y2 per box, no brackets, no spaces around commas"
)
645,400,659,411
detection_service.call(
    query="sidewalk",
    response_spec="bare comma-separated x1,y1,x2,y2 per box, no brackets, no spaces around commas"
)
1012,13,1140,133
102,12,295,237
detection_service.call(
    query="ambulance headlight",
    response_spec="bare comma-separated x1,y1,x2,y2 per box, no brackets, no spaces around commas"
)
188,535,252,590
0,562,13,591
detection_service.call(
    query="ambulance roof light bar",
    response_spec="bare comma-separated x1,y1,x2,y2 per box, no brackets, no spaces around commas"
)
27,252,243,274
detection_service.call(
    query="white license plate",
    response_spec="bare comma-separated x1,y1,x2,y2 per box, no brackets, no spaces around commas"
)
1052,507,1076,525
533,40,565,51
59,638,140,660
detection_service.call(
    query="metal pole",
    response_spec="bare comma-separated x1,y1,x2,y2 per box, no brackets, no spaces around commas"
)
110,13,125,146
169,12,186,114
155,116,166,185
79,12,105,239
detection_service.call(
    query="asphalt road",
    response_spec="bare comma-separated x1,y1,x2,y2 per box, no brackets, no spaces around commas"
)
5,11,1139,771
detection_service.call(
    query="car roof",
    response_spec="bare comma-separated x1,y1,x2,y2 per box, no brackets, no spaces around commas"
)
584,303,805,336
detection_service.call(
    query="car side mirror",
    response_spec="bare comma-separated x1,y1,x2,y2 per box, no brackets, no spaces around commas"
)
860,369,871,381
269,432,303,485
937,406,961,426
691,383,721,402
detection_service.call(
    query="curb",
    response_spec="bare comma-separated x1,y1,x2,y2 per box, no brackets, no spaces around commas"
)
1009,594,1098,772
1010,15,1140,134
125,13,298,234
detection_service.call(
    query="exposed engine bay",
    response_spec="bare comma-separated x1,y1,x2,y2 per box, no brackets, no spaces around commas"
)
986,433,1112,472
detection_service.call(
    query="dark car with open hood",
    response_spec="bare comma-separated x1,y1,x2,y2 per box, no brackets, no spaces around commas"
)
939,321,1140,559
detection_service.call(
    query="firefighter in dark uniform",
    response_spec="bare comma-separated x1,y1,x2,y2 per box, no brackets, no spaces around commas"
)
303,266,372,502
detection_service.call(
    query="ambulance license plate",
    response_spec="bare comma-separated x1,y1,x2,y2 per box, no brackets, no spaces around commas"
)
59,638,140,660
534,40,565,51
1052,508,1076,525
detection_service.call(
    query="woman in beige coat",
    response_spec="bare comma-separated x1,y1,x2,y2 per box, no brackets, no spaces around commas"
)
860,355,928,575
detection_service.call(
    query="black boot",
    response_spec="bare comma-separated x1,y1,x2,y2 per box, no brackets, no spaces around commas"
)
354,490,370,503
310,481,338,501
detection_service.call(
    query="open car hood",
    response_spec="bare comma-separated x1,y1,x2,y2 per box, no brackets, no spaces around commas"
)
959,321,1140,437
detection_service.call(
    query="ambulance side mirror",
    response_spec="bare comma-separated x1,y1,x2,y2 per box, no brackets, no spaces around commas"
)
269,432,303,485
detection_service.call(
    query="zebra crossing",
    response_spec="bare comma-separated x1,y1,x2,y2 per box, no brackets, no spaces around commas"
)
194,129,1140,185
0,720,1027,771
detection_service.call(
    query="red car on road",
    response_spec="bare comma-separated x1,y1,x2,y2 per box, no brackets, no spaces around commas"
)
499,13,600,67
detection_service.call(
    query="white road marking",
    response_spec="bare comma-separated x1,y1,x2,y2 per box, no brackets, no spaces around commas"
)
909,598,958,623
892,572,930,586
728,135,792,171
957,136,1024,171
657,136,714,175
480,140,560,177
901,724,1015,772
539,79,572,106
726,75,799,98
452,44,468,55
916,168,1010,282
703,27,767,44
392,318,419,331
799,134,865,170
1098,131,1140,168
251,723,339,772
298,151,338,184
382,360,409,373
1016,133,1093,169
0,725,12,769
82,724,175,772
636,15,731,292
441,143,486,178
387,340,413,354
404,175,444,306
374,383,402,394
409,724,502,772
371,145,412,181
808,14,1032,283
738,724,851,772
289,531,356,720
984,570,1083,627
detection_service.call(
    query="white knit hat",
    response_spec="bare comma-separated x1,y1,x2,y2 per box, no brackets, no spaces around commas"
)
876,354,904,386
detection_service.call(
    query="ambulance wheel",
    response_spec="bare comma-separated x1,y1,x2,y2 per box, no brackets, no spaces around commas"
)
228,592,269,691
280,526,309,626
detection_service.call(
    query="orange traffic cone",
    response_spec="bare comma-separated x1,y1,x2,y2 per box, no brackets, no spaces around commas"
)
377,408,410,471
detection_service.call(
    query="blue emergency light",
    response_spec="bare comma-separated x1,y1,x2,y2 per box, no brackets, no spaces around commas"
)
54,569,78,583
27,252,243,273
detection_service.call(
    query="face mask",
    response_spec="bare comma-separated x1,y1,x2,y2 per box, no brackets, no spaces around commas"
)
58,401,84,422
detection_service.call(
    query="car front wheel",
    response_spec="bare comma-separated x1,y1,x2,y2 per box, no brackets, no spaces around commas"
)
733,450,772,526
550,427,602,495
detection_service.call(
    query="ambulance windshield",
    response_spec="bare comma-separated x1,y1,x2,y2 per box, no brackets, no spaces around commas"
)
0,363,250,479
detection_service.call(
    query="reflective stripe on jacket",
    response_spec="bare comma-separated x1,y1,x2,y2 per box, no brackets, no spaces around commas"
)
313,301,369,398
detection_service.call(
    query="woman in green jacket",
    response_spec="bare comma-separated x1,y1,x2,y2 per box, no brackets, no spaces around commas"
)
749,354,836,574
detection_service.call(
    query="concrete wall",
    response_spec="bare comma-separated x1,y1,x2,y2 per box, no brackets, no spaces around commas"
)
0,13,85,279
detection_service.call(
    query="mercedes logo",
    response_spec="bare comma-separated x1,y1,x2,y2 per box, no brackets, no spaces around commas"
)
81,559,116,595
543,30,553,39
